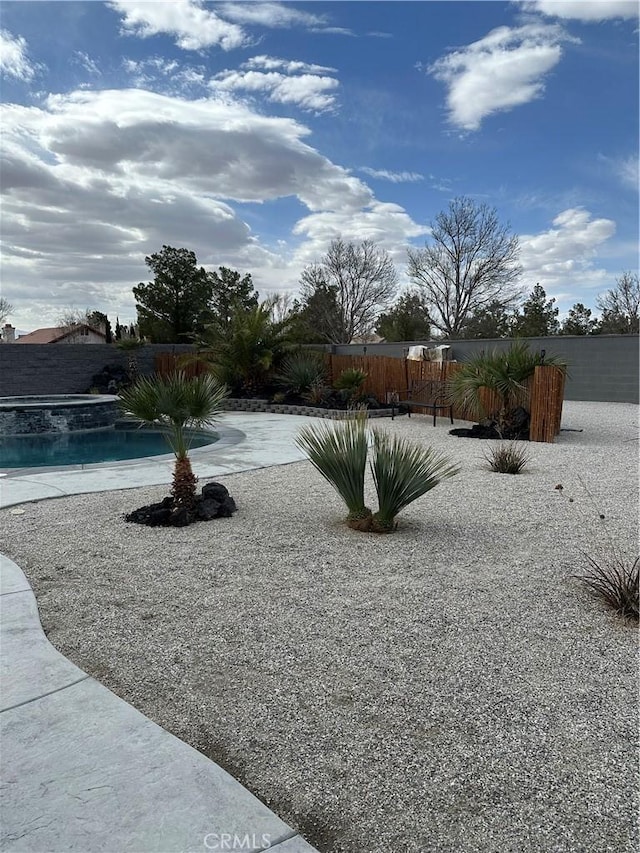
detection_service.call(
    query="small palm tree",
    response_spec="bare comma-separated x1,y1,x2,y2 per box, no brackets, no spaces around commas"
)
296,414,372,529
447,342,566,433
119,371,228,509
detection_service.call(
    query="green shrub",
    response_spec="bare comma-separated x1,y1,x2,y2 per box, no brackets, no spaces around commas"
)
485,441,529,474
334,368,368,399
370,432,459,532
296,414,372,529
277,353,327,395
296,415,459,533
578,555,639,622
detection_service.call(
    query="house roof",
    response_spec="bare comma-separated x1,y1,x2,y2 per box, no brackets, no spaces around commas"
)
16,325,107,343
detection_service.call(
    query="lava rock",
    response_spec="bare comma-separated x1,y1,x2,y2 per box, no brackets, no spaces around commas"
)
125,482,237,527
197,498,221,520
202,482,229,502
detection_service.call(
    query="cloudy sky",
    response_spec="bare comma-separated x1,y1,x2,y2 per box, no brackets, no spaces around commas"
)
1,0,638,332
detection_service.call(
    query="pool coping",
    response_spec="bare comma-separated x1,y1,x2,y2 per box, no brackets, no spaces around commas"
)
0,422,245,478
0,412,322,852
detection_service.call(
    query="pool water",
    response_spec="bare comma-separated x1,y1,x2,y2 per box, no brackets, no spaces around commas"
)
0,428,218,469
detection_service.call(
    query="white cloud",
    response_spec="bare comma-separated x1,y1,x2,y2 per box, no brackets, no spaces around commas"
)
1,87,423,328
0,30,37,81
360,168,424,183
245,55,337,75
73,52,102,76
524,1,639,22
216,2,326,29
429,23,575,131
519,208,616,298
109,0,247,50
211,69,338,111
598,153,639,192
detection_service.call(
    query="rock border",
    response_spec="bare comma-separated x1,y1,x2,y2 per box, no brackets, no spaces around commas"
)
222,399,399,418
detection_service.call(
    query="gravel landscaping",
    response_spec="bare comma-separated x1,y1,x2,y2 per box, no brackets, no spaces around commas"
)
1,400,638,853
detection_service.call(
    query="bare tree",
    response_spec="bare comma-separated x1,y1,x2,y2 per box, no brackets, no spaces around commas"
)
0,297,14,325
407,197,522,338
299,239,397,343
596,271,639,334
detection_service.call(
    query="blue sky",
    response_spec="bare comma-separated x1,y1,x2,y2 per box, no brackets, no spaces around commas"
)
1,0,638,332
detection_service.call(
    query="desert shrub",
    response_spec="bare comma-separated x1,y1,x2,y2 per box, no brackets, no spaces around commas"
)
296,414,372,529
334,368,368,400
303,382,332,406
277,352,327,395
578,555,639,622
370,432,460,532
485,441,529,474
296,414,459,533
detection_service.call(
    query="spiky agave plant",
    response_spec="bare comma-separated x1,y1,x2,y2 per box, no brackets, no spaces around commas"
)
296,414,372,529
119,371,228,509
369,432,459,533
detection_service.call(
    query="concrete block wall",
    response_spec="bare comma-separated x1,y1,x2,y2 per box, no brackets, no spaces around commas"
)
0,344,194,398
327,336,639,404
1,336,637,403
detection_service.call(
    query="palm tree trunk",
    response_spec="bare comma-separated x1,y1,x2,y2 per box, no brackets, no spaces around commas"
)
172,455,197,509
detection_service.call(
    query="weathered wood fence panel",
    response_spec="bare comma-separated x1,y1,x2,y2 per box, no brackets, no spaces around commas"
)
154,352,210,378
155,351,565,442
529,366,565,442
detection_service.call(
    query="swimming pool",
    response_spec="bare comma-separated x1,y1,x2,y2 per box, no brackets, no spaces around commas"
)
0,428,219,469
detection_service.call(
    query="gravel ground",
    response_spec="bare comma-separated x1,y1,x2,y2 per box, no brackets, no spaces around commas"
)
1,401,638,853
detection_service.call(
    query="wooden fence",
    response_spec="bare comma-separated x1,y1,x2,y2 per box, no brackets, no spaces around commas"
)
155,351,565,443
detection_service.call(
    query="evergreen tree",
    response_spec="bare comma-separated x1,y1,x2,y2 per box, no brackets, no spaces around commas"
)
207,267,259,337
375,291,431,341
457,300,514,339
560,303,597,335
133,246,213,343
512,284,559,337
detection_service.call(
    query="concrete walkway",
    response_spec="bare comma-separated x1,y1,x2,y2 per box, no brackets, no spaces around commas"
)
1,414,320,852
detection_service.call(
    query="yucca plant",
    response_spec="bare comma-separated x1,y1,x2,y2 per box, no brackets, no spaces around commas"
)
296,415,459,534
296,415,372,529
485,441,530,474
277,352,328,396
578,555,639,621
447,342,566,433
119,371,228,509
370,432,460,532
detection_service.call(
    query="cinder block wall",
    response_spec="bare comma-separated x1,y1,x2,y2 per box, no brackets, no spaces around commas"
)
0,344,194,397
0,336,637,403
326,336,639,404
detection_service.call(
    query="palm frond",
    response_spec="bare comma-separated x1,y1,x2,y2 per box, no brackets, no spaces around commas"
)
370,432,459,531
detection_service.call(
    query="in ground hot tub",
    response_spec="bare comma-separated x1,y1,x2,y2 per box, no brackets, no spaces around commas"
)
0,395,120,435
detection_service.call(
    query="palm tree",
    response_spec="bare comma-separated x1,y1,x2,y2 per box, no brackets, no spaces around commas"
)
119,371,228,509
447,342,566,434
199,298,294,395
